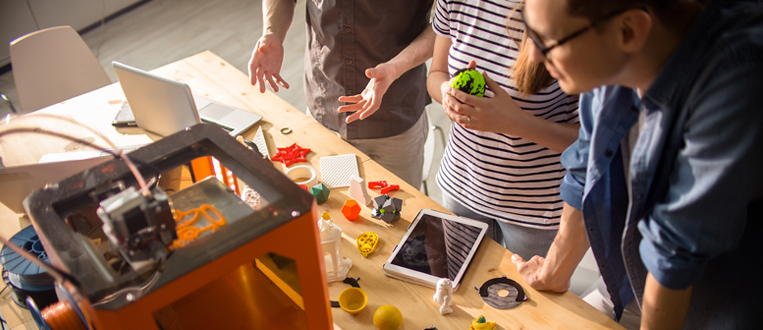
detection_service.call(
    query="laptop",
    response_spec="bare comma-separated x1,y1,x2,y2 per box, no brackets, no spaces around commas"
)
112,61,262,137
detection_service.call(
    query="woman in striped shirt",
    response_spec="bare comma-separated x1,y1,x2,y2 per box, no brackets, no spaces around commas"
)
427,0,580,260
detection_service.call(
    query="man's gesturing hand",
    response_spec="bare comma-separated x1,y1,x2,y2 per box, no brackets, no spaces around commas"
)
248,34,290,93
338,63,398,123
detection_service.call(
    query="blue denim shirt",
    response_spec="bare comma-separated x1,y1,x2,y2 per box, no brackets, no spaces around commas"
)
560,86,641,321
560,0,763,327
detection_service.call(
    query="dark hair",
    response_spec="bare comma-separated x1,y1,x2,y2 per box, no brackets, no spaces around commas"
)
566,0,706,30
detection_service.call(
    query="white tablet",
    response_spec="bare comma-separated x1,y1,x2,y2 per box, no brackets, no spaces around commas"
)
382,209,488,291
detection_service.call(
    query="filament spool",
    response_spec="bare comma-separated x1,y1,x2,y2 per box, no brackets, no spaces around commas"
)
29,299,88,330
0,225,58,309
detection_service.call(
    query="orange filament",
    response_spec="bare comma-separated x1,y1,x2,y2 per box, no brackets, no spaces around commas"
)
41,300,87,330
171,204,227,249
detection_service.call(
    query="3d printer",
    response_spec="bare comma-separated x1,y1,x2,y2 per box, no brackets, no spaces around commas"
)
20,124,332,329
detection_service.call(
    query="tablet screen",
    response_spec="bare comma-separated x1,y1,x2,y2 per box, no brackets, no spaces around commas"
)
389,213,483,281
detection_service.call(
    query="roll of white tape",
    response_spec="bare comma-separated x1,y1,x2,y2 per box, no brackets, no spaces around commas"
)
285,165,318,188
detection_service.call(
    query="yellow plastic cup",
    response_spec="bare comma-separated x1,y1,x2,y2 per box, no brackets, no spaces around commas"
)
338,287,367,314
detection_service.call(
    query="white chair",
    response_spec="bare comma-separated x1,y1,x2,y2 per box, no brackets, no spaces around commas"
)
569,247,601,296
422,104,446,196
1,93,17,113
10,26,111,113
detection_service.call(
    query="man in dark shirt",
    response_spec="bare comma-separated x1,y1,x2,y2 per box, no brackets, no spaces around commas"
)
249,0,435,187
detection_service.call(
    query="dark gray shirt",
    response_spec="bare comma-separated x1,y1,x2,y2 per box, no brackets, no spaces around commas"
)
304,0,433,140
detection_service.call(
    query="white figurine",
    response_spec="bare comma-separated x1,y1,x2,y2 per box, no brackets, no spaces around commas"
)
318,212,352,282
348,175,372,206
433,278,453,314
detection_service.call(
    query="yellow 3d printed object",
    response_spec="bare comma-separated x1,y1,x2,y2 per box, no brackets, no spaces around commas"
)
469,315,496,330
356,232,379,258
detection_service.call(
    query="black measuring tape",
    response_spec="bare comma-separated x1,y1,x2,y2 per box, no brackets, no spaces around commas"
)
474,275,527,309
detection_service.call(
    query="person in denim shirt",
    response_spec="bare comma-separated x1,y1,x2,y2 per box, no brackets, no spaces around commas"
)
512,0,763,328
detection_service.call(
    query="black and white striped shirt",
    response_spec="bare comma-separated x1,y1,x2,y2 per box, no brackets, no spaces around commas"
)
434,0,579,229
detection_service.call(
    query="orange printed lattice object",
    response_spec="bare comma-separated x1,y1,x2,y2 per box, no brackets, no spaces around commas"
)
172,204,227,248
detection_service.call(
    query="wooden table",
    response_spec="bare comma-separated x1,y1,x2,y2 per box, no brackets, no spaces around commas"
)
0,51,622,330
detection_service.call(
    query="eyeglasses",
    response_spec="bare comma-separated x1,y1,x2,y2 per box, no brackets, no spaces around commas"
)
521,7,637,61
